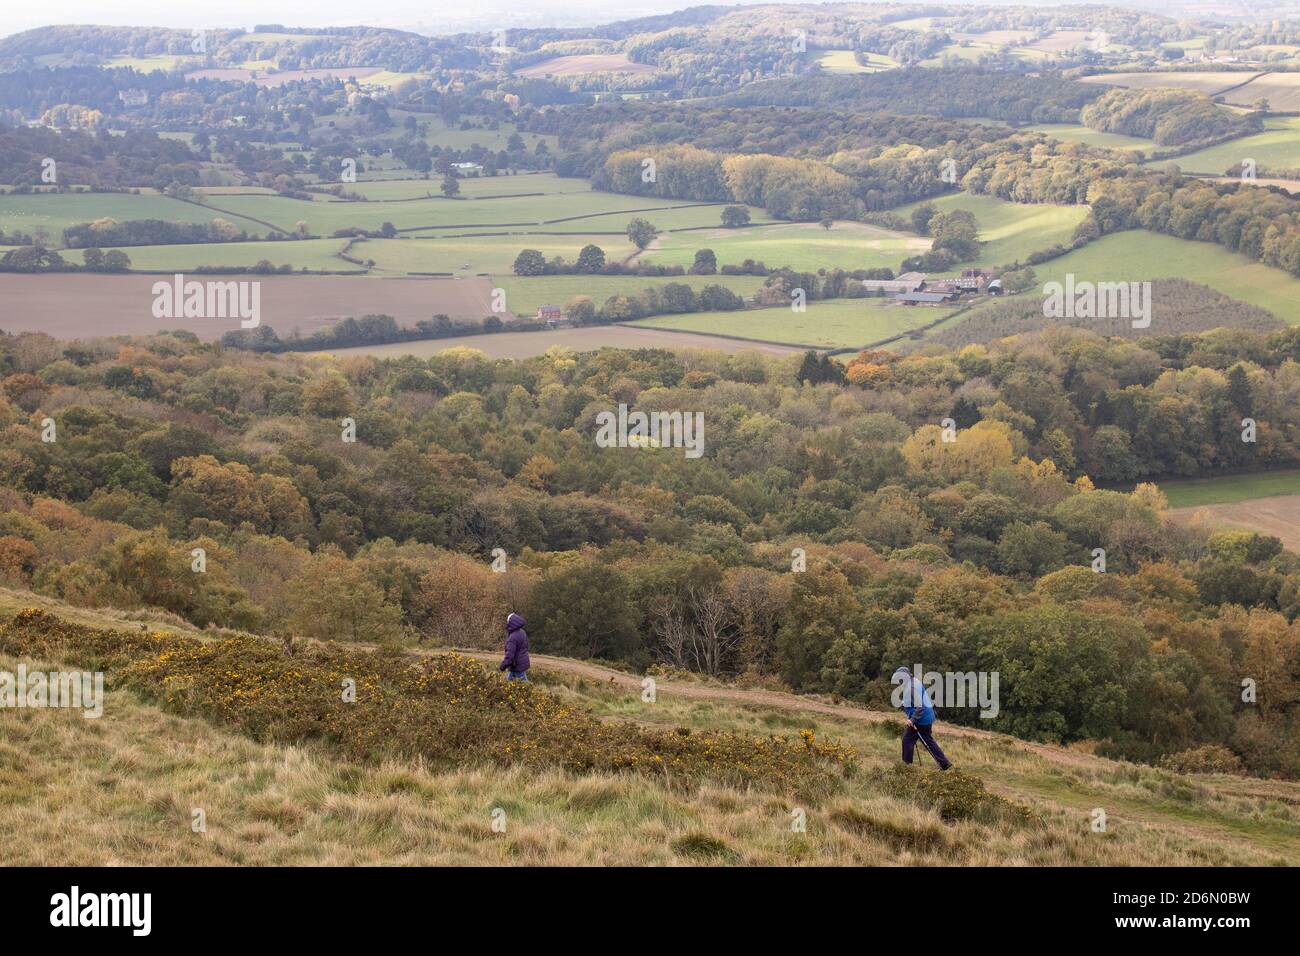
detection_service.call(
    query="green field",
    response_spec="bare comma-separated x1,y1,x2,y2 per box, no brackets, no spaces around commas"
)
202,191,735,237
816,50,897,74
894,193,1089,270
644,221,927,273
1157,117,1300,175
75,238,357,272
1159,469,1300,508
628,296,957,349
345,173,593,201
0,193,271,240
1027,230,1300,323
1028,123,1158,152
358,234,640,276
319,111,557,154
498,274,768,316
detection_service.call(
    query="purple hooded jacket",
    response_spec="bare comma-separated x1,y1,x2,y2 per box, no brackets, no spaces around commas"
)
500,612,530,674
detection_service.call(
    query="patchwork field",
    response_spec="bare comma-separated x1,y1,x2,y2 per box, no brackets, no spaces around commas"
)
1160,116,1300,175
893,194,1090,270
1020,230,1300,323
629,297,957,349
0,274,498,339
644,221,928,273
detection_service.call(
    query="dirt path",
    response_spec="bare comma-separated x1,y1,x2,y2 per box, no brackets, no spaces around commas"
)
451,647,1102,768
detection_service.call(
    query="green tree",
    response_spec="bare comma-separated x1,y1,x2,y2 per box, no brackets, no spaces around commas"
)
626,217,657,250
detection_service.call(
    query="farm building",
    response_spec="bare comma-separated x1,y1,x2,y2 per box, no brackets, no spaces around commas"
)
897,290,958,306
957,268,990,292
451,162,484,176
537,304,564,324
861,271,926,294
987,279,1004,295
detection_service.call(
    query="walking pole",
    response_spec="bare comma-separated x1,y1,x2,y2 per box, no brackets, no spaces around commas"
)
910,721,939,765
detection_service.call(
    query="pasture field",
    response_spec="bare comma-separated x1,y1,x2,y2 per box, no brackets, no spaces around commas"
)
203,191,731,236
1027,123,1157,152
0,192,271,239
357,234,641,276
1160,469,1300,508
1159,116,1300,175
1023,230,1300,323
1023,30,1099,53
513,54,657,77
628,297,956,349
324,324,804,359
344,174,592,201
893,193,1090,269
73,238,357,273
497,274,768,317
383,112,557,153
643,221,928,273
1079,71,1260,96
816,50,896,74
105,54,188,72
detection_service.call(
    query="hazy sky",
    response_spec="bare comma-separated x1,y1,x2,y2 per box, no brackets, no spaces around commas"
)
0,1,1238,40
0,0,741,37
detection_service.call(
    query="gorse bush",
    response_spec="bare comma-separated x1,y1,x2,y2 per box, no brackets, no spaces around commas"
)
874,765,1041,826
0,608,854,798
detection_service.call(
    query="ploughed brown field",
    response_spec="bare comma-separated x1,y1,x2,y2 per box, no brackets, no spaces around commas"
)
0,274,498,340
1170,495,1300,553
513,54,657,77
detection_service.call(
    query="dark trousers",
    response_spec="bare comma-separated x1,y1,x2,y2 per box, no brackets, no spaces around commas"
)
903,722,950,768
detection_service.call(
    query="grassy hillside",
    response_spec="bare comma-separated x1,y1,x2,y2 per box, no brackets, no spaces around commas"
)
2,590,1295,866
1157,117,1300,175
1024,230,1300,323
643,221,927,273
894,194,1089,270
629,297,958,348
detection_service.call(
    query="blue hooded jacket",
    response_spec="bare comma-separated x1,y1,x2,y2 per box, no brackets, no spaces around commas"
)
893,667,935,725
500,613,530,674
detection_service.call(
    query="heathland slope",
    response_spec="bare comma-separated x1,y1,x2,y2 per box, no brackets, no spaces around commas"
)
2,589,1296,867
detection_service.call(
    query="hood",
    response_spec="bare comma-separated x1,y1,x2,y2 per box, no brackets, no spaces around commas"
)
507,612,527,632
892,666,912,681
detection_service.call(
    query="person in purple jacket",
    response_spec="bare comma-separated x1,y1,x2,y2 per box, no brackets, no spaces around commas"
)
499,612,531,682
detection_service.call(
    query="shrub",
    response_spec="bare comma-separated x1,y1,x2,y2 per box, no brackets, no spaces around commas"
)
1160,745,1246,776
0,608,855,798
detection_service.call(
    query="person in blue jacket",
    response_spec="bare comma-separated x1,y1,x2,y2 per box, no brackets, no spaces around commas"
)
500,612,531,681
892,666,952,770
